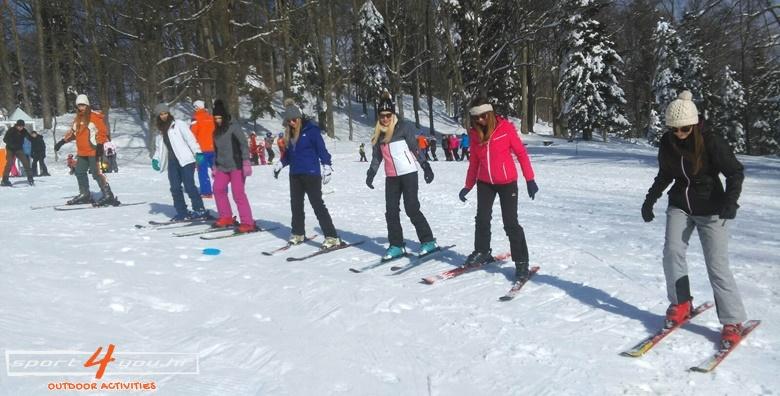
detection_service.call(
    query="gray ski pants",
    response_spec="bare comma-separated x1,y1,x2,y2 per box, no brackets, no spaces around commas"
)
663,206,747,324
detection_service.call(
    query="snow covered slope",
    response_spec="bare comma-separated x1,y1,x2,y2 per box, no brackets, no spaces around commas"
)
1,101,778,395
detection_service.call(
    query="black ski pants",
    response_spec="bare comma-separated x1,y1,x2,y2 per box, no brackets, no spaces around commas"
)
474,181,528,263
290,174,337,238
385,172,434,246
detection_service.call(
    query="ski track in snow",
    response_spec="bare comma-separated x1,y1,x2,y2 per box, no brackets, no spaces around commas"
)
1,101,779,395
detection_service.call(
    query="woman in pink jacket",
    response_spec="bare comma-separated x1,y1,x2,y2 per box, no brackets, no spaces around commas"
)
459,97,539,280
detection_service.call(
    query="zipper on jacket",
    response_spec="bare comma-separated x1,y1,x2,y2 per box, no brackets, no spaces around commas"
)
681,156,692,214
486,140,494,184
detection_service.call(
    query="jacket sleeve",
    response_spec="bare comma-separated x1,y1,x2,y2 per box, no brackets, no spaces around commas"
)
152,135,166,172
312,127,332,166
368,140,382,174
509,125,535,181
645,142,674,204
179,121,202,155
233,126,250,161
464,131,479,189
93,115,109,145
709,134,744,206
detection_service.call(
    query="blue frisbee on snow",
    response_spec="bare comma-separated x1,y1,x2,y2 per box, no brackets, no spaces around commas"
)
202,248,221,256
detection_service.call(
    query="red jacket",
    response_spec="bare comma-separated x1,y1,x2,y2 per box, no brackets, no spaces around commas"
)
464,117,534,189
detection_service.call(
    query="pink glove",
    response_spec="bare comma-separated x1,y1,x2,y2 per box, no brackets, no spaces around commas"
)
242,160,252,177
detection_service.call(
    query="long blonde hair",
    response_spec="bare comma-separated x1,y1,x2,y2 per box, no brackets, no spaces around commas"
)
284,119,302,146
370,114,397,145
468,97,498,143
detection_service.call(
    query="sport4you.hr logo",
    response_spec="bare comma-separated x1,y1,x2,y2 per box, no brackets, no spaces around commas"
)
5,344,199,392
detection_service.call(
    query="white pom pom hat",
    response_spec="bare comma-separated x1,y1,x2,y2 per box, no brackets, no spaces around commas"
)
665,90,699,128
75,94,90,107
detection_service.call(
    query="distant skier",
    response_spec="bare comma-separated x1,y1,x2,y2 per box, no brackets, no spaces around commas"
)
249,132,260,165
358,143,367,162
641,90,748,348
449,134,460,161
257,136,267,165
428,135,438,161
441,133,451,161
210,100,256,233
273,99,342,250
459,97,538,281
104,141,118,173
416,133,430,161
53,95,118,205
66,154,76,175
459,132,470,160
1,119,34,186
191,100,216,198
366,91,437,260
150,102,209,221
264,132,275,164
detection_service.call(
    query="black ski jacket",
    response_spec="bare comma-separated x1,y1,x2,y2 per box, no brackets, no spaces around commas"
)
645,131,744,216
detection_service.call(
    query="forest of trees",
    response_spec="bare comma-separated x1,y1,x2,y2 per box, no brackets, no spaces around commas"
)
1,0,778,154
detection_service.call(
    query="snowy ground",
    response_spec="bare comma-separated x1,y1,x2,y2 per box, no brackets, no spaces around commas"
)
1,98,778,395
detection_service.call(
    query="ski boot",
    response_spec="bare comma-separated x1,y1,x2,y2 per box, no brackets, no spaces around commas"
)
288,234,306,245
213,217,237,228
321,237,342,250
170,212,192,222
383,245,406,261
191,209,213,220
0,178,11,187
67,192,93,205
464,249,493,267
515,261,530,281
664,299,692,327
95,183,120,206
237,223,257,233
418,240,439,256
721,323,743,348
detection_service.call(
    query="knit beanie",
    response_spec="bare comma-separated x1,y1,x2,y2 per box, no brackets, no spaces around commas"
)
154,103,170,115
665,90,699,128
377,91,395,114
75,94,90,106
15,119,24,126
212,99,229,118
281,98,302,121
193,100,205,110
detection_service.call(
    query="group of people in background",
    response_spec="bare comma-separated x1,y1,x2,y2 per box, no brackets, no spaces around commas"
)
381,132,469,164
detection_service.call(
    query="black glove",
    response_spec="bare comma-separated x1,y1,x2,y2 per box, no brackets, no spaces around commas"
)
366,168,376,189
641,200,655,222
459,187,470,202
54,139,66,152
526,180,538,200
421,162,434,184
95,143,104,158
719,203,738,220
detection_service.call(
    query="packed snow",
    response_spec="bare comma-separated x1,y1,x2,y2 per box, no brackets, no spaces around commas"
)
1,96,778,395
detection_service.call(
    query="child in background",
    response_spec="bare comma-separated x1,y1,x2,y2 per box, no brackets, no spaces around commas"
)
359,143,367,162
66,154,77,175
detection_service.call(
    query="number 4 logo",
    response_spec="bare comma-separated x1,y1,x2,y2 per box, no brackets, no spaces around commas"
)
84,344,116,379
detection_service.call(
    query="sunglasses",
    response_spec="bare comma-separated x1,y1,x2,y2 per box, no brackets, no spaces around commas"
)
670,126,693,134
379,113,393,119
471,113,488,121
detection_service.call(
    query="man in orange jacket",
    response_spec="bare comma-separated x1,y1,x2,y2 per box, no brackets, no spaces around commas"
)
191,100,216,197
54,94,118,206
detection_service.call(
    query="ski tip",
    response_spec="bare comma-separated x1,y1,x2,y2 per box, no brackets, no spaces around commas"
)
348,268,361,273
498,296,514,302
421,277,435,285
261,252,273,256
390,266,403,271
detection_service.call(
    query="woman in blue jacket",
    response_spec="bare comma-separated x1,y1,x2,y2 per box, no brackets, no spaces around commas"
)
273,99,342,250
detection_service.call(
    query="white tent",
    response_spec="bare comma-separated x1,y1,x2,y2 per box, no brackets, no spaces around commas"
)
2,107,36,133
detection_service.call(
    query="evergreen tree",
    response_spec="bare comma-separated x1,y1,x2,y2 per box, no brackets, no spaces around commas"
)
557,0,630,141
750,61,780,154
358,0,390,107
712,66,746,153
436,0,521,116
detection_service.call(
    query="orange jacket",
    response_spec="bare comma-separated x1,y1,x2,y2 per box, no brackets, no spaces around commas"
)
417,135,429,149
190,108,215,152
65,111,108,157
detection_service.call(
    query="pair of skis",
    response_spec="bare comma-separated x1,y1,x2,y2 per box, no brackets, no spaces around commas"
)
31,201,147,211
348,244,456,273
621,301,761,372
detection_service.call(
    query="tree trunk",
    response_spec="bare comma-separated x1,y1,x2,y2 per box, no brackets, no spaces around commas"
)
0,3,15,112
48,22,67,116
425,0,435,136
413,66,421,129
8,1,32,113
85,0,109,118
33,0,53,128
520,44,529,134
